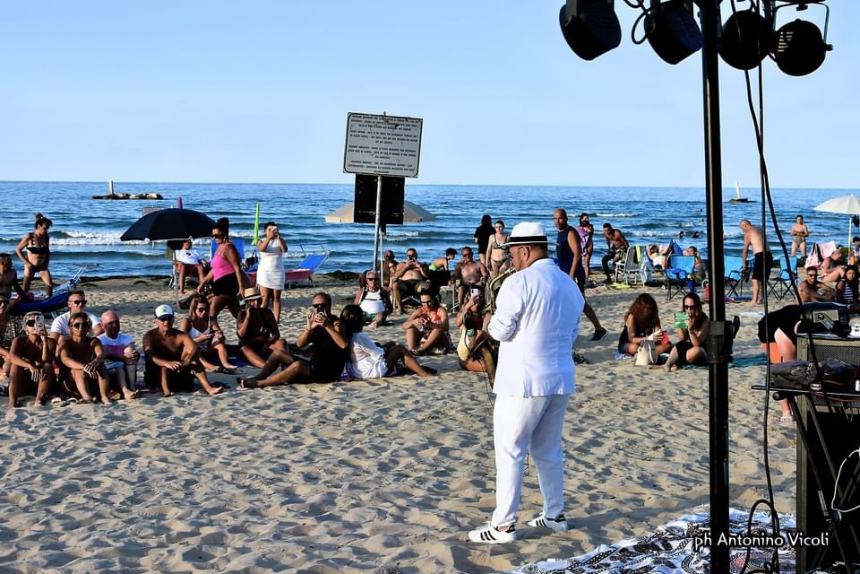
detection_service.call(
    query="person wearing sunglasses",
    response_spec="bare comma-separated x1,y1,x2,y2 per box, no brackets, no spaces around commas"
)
402,293,450,356
453,246,489,309
96,310,140,400
662,292,710,372
239,292,349,388
353,270,392,329
236,287,289,368
196,217,246,334
49,289,103,341
391,248,428,314
468,222,584,545
58,311,111,404
179,294,237,373
142,304,224,397
7,311,54,407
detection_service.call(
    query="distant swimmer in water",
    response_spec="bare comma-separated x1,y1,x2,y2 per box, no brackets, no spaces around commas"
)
691,231,701,239
679,230,686,239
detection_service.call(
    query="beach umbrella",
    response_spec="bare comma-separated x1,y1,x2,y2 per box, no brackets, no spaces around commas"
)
120,208,216,241
813,194,860,246
324,200,437,224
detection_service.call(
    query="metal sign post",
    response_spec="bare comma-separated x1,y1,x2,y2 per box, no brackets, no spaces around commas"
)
344,112,423,275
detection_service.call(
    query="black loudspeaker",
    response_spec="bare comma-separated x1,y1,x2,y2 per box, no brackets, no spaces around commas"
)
796,400,860,573
797,336,860,366
354,175,405,225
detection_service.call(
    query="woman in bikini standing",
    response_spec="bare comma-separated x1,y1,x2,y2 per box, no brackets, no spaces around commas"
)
196,217,246,334
16,213,54,297
485,220,509,279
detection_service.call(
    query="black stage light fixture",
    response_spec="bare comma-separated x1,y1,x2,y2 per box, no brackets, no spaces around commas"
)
772,6,831,77
645,0,704,64
719,6,774,70
559,0,622,61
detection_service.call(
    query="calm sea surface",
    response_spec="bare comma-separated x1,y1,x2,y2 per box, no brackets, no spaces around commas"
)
0,181,856,280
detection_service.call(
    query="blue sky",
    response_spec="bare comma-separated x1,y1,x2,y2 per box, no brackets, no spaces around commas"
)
1,1,856,188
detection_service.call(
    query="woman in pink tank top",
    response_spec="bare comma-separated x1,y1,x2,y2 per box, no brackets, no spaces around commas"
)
197,217,246,334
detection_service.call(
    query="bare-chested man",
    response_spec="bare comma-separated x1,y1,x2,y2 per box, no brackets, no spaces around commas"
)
392,248,429,314
601,223,630,283
59,311,111,404
142,304,223,397
798,266,835,303
7,312,54,408
740,219,773,305
236,287,289,367
790,215,810,258
0,253,26,313
454,246,489,307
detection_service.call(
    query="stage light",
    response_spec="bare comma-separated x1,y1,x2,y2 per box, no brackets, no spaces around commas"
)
645,0,703,64
719,7,774,70
559,0,622,61
770,1,832,77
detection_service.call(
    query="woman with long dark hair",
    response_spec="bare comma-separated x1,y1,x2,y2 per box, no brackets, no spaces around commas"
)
618,293,672,357
340,304,431,379
836,264,860,308
16,213,54,297
196,217,246,333
663,292,709,371
473,214,495,266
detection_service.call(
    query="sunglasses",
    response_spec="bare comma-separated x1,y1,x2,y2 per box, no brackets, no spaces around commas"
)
71,322,90,329
366,276,378,281
212,232,224,238
0,300,8,305
683,305,696,310
420,300,435,306
25,319,37,326
70,300,87,305
195,307,208,312
312,303,327,312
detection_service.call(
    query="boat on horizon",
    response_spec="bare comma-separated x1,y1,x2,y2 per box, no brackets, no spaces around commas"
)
729,182,752,204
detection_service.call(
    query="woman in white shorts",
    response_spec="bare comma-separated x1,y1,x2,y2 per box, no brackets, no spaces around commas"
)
256,221,288,322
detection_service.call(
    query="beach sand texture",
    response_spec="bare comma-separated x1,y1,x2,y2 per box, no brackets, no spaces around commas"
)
1,277,797,573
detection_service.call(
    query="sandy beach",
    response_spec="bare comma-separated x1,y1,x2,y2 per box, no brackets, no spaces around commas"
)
1,275,797,573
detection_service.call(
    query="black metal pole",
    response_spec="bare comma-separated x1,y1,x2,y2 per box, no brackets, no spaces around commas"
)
700,1,730,572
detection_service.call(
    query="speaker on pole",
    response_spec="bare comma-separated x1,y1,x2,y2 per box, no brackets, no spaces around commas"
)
354,175,405,224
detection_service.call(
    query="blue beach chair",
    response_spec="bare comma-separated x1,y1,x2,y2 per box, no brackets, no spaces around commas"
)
665,255,697,300
724,255,748,298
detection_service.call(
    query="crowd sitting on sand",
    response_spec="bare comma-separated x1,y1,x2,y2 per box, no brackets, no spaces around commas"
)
3,207,857,408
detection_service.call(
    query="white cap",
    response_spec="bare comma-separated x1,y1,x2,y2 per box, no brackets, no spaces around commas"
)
501,222,549,247
154,304,175,320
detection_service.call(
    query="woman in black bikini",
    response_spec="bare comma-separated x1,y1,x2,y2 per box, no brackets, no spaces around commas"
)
16,213,54,297
486,220,509,279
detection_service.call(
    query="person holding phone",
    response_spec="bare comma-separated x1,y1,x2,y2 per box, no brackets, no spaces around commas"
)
7,311,55,407
663,292,709,372
256,221,288,322
239,292,349,388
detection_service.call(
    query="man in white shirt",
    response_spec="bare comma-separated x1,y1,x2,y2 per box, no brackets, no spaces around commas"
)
468,222,584,544
174,239,207,294
50,289,103,340
97,310,140,400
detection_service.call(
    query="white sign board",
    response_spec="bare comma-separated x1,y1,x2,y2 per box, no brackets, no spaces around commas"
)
343,113,423,178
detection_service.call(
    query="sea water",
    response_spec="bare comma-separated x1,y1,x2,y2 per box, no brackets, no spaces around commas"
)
0,181,856,280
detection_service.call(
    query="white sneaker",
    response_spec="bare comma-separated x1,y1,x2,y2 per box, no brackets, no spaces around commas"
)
467,523,517,544
527,513,568,532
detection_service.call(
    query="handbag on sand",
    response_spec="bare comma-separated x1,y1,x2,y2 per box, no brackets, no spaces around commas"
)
635,338,658,366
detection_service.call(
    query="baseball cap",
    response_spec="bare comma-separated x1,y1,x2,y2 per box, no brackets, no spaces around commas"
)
155,304,175,320
501,222,549,247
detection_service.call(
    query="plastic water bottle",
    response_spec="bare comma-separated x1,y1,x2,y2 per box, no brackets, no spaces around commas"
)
687,278,696,293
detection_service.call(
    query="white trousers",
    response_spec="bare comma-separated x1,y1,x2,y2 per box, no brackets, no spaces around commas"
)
491,393,571,529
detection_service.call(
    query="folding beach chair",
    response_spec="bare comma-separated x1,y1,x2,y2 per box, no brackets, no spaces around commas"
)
665,255,696,300
724,255,748,298
210,238,246,264
284,253,328,288
767,255,798,301
613,246,641,285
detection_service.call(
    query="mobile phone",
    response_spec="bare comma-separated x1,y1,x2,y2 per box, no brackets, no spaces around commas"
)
470,287,481,300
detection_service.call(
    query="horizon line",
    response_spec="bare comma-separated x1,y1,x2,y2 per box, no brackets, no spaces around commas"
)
1,179,858,191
